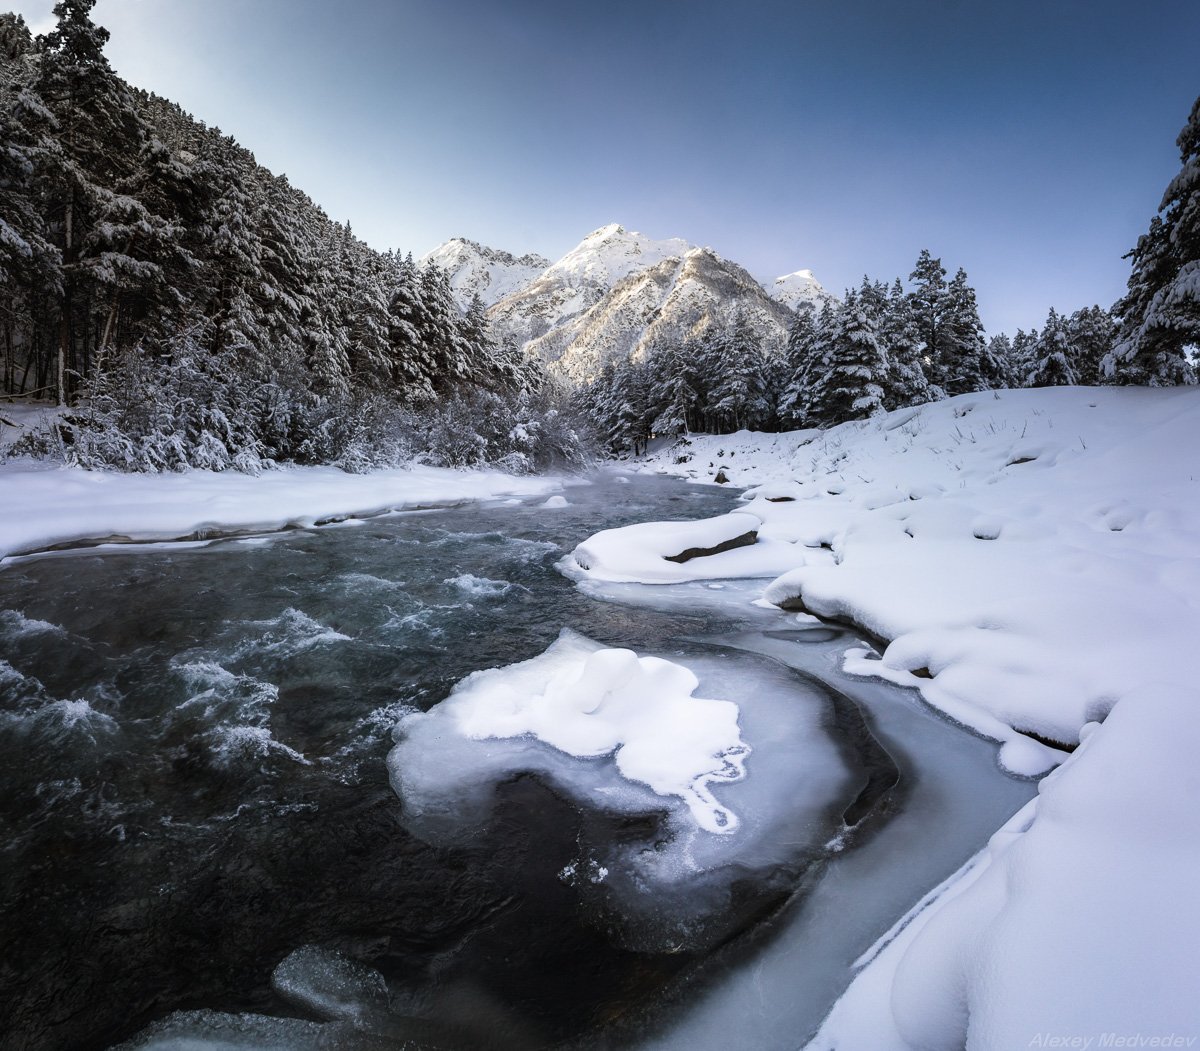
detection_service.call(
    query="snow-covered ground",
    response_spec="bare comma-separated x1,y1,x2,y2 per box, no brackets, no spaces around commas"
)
0,407,563,558
567,386,1200,1049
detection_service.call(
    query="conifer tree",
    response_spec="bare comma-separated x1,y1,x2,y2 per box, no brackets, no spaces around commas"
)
707,307,769,432
1010,328,1039,385
778,306,827,427
809,291,887,424
650,341,699,437
986,333,1015,388
1107,94,1200,384
1065,306,1115,384
880,277,932,408
908,249,948,388
941,268,999,393
1027,307,1077,387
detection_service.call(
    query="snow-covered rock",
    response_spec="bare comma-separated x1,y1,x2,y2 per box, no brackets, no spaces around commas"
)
418,236,550,309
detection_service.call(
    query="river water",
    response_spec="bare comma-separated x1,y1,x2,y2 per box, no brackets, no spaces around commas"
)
0,473,1035,1050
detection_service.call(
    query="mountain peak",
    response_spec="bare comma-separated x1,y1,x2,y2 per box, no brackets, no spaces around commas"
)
419,238,550,308
583,222,626,241
766,269,831,311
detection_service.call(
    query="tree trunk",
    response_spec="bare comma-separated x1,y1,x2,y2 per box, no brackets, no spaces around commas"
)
58,191,73,406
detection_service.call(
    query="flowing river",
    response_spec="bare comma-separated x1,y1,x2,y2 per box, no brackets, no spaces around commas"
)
0,473,1035,1050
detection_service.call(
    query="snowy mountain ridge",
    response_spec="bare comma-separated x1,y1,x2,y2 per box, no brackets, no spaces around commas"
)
421,223,832,376
530,245,797,383
418,237,551,308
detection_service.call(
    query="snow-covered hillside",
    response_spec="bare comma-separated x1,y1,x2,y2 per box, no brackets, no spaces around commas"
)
566,385,1200,1048
529,246,796,383
417,237,550,309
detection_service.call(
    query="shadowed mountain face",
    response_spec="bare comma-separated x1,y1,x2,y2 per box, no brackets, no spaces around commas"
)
420,224,832,380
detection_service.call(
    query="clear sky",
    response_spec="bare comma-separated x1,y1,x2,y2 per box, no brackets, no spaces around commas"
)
10,0,1199,334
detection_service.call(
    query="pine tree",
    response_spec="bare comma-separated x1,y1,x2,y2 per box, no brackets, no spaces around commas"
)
908,249,948,388
878,277,932,409
986,333,1016,388
1107,93,1200,384
386,254,435,402
1010,328,1039,386
941,268,1000,393
1065,306,1114,384
36,0,158,401
778,306,827,427
809,291,887,424
1027,307,1077,387
649,342,698,437
707,307,769,432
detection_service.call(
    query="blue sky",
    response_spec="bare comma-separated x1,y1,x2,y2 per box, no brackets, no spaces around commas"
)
12,0,1199,333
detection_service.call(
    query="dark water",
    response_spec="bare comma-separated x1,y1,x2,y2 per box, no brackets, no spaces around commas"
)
0,472,1029,1051
0,475,885,1050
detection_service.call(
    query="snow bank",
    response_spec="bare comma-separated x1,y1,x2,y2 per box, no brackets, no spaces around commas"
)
576,386,1200,1047
0,461,562,559
597,387,1200,775
813,687,1200,1049
563,510,800,583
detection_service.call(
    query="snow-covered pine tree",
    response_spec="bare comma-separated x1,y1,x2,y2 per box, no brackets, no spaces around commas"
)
706,307,770,432
0,25,61,395
1010,328,1038,386
1065,305,1115,384
1107,93,1200,384
345,239,394,384
809,290,887,425
880,277,933,409
609,359,653,454
908,249,948,389
1026,307,1077,387
386,254,436,402
417,263,472,392
941,268,1001,393
986,333,1016,388
36,0,161,401
778,305,827,427
649,341,699,437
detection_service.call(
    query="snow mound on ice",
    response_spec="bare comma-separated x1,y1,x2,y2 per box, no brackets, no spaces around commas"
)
540,494,570,508
392,630,749,833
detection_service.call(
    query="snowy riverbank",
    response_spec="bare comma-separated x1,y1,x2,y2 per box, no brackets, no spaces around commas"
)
0,450,564,560
0,402,569,560
570,385,1200,1048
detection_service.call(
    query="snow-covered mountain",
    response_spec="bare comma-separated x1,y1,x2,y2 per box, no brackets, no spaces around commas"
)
418,238,550,308
422,223,831,377
528,246,796,384
764,269,830,312
486,223,696,350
